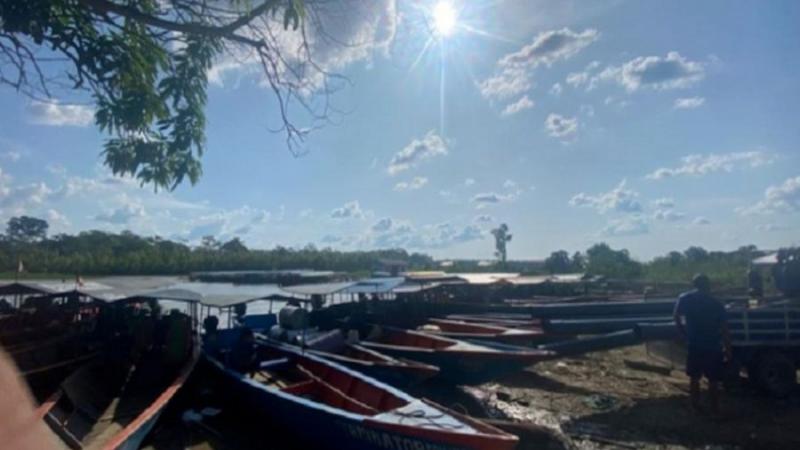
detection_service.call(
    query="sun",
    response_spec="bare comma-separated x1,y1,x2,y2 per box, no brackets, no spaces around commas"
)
432,1,457,37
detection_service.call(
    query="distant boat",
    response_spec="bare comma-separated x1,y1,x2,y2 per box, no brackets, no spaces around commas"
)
423,318,544,344
361,326,553,385
444,314,542,330
300,329,440,388
205,335,519,450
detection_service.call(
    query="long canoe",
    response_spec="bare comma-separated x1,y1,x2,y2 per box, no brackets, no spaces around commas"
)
205,335,519,450
423,318,544,344
38,343,199,450
300,330,439,388
361,326,553,385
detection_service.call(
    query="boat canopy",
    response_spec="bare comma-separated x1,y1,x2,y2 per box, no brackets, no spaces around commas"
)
342,277,405,294
280,281,355,296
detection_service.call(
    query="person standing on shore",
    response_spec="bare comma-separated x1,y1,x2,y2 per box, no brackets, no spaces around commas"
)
673,274,732,414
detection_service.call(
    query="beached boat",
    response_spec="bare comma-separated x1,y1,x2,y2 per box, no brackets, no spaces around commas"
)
361,326,553,385
205,334,519,450
301,329,440,388
423,318,544,344
444,314,542,330
38,291,201,450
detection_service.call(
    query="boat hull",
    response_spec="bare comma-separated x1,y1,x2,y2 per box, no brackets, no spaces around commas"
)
203,351,516,450
310,350,438,388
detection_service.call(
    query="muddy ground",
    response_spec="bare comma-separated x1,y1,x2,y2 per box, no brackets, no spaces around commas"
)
468,344,800,450
143,344,800,450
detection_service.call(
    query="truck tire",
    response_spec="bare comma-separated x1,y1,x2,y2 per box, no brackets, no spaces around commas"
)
757,351,797,397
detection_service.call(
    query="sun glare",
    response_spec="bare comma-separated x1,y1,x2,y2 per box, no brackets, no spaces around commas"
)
432,1,457,37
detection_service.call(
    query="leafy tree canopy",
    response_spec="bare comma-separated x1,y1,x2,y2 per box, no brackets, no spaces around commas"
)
0,0,327,190
6,216,49,243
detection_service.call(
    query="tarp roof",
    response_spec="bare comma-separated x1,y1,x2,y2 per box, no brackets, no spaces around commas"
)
453,273,519,285
201,293,310,308
343,278,405,294
392,282,443,293
280,281,355,296
753,253,779,266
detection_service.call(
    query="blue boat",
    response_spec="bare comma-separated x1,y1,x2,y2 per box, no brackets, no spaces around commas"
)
205,331,519,450
361,326,553,385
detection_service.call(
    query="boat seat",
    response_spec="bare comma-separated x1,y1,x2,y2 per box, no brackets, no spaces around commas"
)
282,380,315,395
259,358,289,369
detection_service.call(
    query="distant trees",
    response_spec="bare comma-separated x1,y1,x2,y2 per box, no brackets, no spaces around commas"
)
544,250,572,274
0,216,436,275
585,243,643,279
7,216,49,243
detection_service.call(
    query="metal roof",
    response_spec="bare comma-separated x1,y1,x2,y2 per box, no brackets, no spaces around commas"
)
392,282,443,293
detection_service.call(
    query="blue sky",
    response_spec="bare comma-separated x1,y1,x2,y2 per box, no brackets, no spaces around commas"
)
0,0,798,260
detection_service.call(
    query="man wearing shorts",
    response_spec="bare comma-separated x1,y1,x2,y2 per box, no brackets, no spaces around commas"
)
673,274,732,413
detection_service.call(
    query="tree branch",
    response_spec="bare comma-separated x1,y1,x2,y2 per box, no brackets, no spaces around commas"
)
77,0,277,47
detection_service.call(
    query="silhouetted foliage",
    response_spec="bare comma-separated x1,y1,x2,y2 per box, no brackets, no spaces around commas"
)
6,216,49,243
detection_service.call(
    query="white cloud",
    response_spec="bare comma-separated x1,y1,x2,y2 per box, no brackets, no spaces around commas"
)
498,28,599,69
692,216,711,226
592,51,705,92
208,0,397,93
94,202,146,225
330,200,364,219
27,101,94,127
756,223,790,232
653,198,675,208
370,221,485,250
738,176,800,215
387,130,448,175
646,151,775,180
501,95,534,116
1,151,21,162
674,97,706,109
653,209,686,222
569,180,642,214
474,215,494,223
550,83,563,96
478,28,598,103
464,178,476,186
299,208,313,218
502,180,517,189
565,61,601,89
601,216,650,236
471,192,515,209
545,113,578,139
393,176,428,191
371,217,393,232
478,67,532,102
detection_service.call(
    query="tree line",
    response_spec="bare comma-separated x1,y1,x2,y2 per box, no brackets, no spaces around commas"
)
0,216,786,290
1,216,434,276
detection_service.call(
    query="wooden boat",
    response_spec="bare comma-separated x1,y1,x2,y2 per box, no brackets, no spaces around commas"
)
205,334,519,450
361,326,553,385
423,318,544,344
445,314,542,330
38,292,202,450
301,329,440,388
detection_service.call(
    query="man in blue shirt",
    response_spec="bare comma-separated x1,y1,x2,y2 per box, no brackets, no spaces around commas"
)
673,274,732,413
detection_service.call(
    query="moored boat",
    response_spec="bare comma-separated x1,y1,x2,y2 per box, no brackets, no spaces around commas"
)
205,332,519,450
423,318,544,344
38,291,202,450
301,329,440,388
361,326,553,385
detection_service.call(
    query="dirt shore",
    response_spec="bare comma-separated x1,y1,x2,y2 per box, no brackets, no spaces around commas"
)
469,344,800,450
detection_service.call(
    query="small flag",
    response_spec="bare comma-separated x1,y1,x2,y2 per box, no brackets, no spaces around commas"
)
75,275,84,287
17,259,24,274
